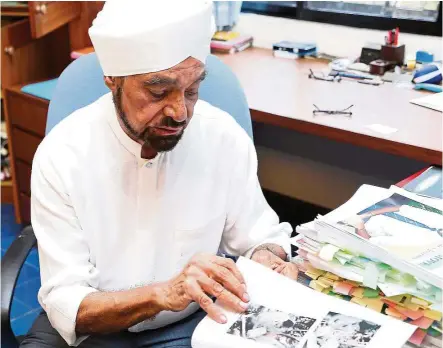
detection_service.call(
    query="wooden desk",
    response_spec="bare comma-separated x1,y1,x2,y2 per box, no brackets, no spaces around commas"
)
215,48,442,165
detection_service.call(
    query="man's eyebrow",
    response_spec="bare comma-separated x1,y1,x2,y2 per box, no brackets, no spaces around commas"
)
143,75,177,86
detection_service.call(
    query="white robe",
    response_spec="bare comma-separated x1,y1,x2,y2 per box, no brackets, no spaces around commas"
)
31,93,292,346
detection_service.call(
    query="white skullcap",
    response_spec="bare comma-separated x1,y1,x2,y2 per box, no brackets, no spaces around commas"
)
89,0,214,76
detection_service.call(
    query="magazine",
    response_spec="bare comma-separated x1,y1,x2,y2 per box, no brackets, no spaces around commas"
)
314,185,443,288
191,257,416,348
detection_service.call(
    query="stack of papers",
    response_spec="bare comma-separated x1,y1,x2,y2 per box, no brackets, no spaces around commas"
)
292,184,443,347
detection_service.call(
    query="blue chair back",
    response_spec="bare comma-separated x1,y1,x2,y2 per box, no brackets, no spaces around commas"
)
47,54,252,138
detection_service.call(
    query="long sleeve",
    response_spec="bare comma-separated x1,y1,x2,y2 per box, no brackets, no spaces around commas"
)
31,147,99,346
220,131,293,259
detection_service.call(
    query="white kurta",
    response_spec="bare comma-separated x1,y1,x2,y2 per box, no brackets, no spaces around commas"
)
31,93,292,346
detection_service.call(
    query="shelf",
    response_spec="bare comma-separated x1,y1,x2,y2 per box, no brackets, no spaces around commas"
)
1,179,14,204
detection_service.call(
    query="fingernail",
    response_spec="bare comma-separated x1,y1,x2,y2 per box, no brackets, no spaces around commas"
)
220,314,227,323
239,301,249,310
243,292,250,302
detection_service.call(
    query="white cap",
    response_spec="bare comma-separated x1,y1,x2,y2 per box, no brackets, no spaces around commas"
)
89,0,214,77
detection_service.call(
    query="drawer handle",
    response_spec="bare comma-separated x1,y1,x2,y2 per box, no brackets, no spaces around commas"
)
4,46,14,55
35,4,47,15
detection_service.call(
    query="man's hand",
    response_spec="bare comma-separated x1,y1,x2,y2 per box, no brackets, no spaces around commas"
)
251,249,299,281
160,253,250,324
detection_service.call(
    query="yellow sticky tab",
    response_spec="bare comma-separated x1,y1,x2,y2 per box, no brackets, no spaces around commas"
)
317,278,334,288
351,297,367,306
344,280,361,287
317,277,335,287
424,309,442,321
361,298,384,313
324,272,340,281
411,297,431,308
322,288,332,294
351,288,365,299
309,280,325,292
404,302,421,311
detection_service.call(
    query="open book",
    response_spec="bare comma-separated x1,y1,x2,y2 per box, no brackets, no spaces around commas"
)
191,257,415,348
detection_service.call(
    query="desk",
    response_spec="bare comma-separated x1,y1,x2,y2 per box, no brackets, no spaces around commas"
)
215,48,442,165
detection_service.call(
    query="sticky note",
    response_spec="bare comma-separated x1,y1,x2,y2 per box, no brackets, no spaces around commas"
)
363,288,380,298
333,282,354,295
408,328,427,346
431,322,442,333
385,307,408,320
363,263,379,289
424,309,442,321
382,299,401,308
343,280,360,287
395,306,424,320
350,288,365,299
317,277,335,288
410,297,431,308
324,272,340,281
361,298,384,313
318,244,340,262
428,327,441,337
410,316,434,329
351,297,367,306
309,280,326,292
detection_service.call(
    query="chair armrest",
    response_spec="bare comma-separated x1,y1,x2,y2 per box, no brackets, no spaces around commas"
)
1,225,37,347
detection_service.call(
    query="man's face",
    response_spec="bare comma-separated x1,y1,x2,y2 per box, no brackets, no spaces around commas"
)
106,57,206,155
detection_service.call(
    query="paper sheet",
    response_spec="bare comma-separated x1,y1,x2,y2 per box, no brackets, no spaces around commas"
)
410,92,443,112
191,257,416,348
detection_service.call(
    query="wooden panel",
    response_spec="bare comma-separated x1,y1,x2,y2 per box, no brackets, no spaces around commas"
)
69,1,104,51
215,48,442,165
29,1,81,39
1,181,14,204
1,18,32,50
11,128,42,164
19,192,31,224
6,89,48,137
15,160,32,195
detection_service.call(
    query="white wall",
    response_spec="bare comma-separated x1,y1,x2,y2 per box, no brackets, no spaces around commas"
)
236,13,442,60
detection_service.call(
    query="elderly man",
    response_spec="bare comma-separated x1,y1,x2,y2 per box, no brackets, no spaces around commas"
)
21,1,297,347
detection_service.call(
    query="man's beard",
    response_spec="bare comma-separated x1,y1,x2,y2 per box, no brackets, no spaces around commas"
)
112,86,184,152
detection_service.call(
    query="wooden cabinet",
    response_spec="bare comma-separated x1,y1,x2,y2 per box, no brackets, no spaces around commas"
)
1,1,93,223
3,84,49,224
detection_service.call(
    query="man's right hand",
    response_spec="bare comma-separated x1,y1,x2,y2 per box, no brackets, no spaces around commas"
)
159,253,250,324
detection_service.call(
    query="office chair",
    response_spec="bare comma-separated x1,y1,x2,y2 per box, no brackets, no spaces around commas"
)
1,52,252,347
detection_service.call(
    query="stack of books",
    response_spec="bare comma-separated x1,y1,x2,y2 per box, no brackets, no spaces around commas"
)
210,31,253,54
292,184,442,347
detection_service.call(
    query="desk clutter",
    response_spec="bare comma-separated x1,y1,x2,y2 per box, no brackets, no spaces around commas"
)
291,182,443,347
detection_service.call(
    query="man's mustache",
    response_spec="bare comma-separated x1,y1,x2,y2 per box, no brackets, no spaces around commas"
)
158,117,186,128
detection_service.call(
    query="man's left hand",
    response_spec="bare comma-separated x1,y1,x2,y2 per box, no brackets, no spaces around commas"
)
251,249,298,281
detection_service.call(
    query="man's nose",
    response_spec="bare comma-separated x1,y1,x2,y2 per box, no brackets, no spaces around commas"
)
163,94,187,123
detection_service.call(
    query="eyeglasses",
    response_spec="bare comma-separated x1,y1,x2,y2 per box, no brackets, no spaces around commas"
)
308,69,341,82
313,104,353,117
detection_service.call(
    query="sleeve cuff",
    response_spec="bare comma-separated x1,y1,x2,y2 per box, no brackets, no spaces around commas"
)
41,285,98,346
244,223,292,261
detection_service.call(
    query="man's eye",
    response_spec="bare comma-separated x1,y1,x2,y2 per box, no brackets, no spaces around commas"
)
185,90,198,98
150,91,167,99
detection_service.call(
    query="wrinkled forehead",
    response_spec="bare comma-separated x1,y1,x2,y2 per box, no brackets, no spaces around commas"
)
131,57,206,88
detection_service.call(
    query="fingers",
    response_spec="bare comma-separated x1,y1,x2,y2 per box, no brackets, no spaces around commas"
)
206,261,249,303
197,273,249,314
186,278,227,324
213,257,245,286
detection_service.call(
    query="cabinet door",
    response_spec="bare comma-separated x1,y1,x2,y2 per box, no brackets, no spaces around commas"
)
29,1,81,39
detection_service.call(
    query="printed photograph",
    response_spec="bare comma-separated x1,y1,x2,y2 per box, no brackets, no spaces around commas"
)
337,193,443,266
227,303,316,348
306,311,381,348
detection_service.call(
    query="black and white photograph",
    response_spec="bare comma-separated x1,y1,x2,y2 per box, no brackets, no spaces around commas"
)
226,303,317,348
307,311,381,348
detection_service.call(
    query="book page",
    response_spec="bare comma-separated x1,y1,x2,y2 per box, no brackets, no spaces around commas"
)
191,257,415,348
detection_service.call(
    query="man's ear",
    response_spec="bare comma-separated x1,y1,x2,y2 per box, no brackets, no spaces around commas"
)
104,76,118,91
